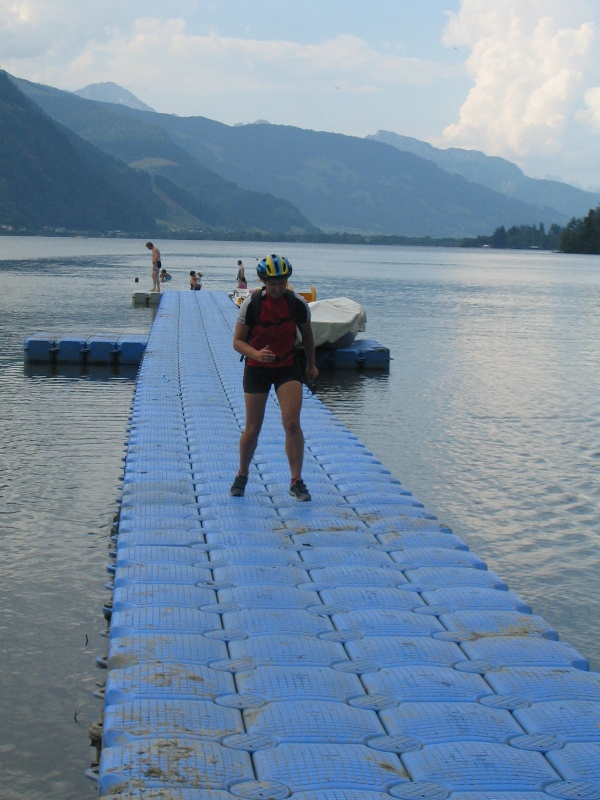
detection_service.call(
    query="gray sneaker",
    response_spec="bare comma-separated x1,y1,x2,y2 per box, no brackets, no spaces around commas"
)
289,478,311,502
230,473,248,497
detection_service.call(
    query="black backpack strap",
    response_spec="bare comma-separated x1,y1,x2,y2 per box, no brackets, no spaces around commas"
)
284,289,295,323
239,288,265,361
244,288,265,334
284,289,308,330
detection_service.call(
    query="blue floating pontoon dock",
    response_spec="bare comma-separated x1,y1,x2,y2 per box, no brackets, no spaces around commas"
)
97,290,600,799
24,330,387,370
24,332,148,366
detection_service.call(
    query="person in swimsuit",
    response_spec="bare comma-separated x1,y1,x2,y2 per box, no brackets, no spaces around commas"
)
236,260,247,288
146,242,161,292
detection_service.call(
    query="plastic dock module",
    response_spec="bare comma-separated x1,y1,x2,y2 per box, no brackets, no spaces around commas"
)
132,291,163,306
97,290,600,800
56,333,88,363
315,338,390,370
23,332,57,362
23,333,148,365
86,334,118,365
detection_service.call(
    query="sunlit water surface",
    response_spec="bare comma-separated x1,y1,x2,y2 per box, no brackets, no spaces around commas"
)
0,237,599,799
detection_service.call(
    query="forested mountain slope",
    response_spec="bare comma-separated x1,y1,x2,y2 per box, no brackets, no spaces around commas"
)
15,75,566,238
12,76,318,236
369,130,600,220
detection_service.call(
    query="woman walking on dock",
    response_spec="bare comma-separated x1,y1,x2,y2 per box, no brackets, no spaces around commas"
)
231,254,318,501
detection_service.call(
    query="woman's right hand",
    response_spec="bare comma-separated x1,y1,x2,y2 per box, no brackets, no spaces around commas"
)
255,347,276,363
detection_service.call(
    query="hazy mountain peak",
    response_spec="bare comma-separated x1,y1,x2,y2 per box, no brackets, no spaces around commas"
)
74,81,154,112
368,129,600,218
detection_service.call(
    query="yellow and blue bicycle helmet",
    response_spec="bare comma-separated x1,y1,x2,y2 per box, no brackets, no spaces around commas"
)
257,254,292,279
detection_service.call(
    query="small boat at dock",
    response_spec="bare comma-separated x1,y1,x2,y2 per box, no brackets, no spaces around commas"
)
308,296,367,348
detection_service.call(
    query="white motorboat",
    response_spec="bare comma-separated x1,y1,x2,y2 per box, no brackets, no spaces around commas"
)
308,297,367,348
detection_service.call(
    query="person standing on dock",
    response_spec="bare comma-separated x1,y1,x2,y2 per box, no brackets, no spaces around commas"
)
145,242,161,293
231,254,318,502
236,260,247,288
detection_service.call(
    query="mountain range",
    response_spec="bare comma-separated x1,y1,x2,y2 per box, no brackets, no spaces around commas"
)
0,70,159,233
368,130,596,220
74,81,155,112
4,72,600,238
0,70,315,236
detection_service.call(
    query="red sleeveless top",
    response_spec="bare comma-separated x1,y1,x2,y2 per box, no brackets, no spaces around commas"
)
246,293,297,368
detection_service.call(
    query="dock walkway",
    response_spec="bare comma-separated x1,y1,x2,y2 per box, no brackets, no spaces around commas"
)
99,290,600,799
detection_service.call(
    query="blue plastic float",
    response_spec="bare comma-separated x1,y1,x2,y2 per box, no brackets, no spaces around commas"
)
95,291,600,800
23,332,148,366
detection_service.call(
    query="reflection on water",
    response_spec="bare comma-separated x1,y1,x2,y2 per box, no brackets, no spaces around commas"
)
315,367,390,398
0,366,135,800
23,363,141,381
314,252,600,685
1,239,600,799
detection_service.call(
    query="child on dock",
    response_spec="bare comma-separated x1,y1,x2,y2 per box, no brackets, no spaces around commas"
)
231,254,318,501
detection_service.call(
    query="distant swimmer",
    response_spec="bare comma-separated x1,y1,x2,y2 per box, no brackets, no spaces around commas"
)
159,269,172,282
189,270,202,290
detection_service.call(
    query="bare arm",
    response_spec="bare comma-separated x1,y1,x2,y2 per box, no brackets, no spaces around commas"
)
299,320,318,383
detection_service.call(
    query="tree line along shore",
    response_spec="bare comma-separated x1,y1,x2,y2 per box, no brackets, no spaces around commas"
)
3,208,600,253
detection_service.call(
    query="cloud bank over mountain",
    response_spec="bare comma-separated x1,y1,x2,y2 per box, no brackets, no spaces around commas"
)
2,1,600,188
440,0,600,187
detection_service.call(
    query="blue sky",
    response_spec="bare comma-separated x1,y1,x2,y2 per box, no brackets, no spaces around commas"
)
3,0,600,190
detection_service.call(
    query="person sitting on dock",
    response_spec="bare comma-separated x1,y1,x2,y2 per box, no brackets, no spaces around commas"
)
189,270,202,290
231,254,318,502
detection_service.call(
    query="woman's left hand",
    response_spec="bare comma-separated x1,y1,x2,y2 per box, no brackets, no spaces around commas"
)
305,365,319,384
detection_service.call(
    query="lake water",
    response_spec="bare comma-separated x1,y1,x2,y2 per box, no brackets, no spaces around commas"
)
1,237,599,799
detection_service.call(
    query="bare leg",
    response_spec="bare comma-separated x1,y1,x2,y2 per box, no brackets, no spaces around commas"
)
276,379,304,480
238,392,269,475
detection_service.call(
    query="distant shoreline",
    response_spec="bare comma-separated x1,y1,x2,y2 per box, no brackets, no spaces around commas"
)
0,229,560,251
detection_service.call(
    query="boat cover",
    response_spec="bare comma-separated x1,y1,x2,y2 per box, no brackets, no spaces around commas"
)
307,297,367,348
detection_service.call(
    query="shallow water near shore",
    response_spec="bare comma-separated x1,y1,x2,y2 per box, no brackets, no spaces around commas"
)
0,237,599,799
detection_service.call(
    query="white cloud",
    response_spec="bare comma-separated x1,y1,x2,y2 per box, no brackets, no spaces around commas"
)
440,0,600,168
1,6,457,123
578,86,600,132
7,0,600,185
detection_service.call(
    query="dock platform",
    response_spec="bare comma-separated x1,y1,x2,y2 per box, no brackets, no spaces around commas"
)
97,290,600,799
24,332,148,365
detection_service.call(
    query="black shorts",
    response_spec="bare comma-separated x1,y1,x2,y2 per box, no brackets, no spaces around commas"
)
243,363,302,394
